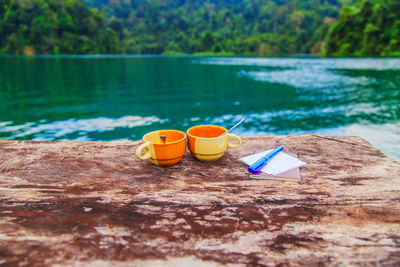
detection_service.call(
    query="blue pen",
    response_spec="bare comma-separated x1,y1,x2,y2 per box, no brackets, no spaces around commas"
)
248,145,284,174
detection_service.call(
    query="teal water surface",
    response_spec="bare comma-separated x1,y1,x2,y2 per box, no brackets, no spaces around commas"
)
1,56,399,161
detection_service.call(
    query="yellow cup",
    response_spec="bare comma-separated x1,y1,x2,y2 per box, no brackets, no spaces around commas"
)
136,130,186,166
187,125,241,162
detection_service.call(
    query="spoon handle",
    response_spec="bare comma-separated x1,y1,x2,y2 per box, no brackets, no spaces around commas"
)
221,118,244,136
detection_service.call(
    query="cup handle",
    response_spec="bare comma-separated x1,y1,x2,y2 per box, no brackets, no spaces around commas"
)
227,133,241,148
136,142,152,160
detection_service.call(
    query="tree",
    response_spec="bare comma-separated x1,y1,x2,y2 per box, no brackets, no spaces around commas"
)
0,0,121,55
325,0,400,56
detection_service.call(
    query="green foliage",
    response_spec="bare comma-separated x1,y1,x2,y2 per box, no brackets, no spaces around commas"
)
3,0,397,56
86,0,345,56
325,0,400,56
0,0,121,54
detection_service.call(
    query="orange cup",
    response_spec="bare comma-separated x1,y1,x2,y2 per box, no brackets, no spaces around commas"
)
136,130,186,166
187,125,241,162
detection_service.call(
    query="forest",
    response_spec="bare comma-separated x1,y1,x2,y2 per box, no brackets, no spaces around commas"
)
325,0,400,56
0,0,399,56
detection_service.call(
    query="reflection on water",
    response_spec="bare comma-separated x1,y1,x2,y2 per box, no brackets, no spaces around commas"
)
0,56,399,161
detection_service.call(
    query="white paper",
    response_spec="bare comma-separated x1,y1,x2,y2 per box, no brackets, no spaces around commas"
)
239,149,306,175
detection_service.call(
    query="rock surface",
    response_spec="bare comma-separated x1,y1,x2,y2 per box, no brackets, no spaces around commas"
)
0,134,400,266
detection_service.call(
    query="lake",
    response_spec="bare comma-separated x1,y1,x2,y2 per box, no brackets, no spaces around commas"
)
1,56,399,161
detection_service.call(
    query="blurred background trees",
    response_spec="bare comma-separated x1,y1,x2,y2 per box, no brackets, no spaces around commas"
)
0,0,121,54
325,0,400,56
0,0,399,56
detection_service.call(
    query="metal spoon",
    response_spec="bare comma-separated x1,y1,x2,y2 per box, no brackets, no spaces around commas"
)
160,135,167,144
220,118,244,137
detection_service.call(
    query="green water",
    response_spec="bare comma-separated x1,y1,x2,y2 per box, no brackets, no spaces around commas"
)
1,56,399,161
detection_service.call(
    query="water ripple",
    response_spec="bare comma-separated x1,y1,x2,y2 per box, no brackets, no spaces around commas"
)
196,57,400,70
0,115,165,141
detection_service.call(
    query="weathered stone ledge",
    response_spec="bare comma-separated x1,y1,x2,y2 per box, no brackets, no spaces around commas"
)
0,134,399,266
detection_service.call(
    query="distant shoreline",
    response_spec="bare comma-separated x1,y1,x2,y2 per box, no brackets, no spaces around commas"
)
1,54,399,59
